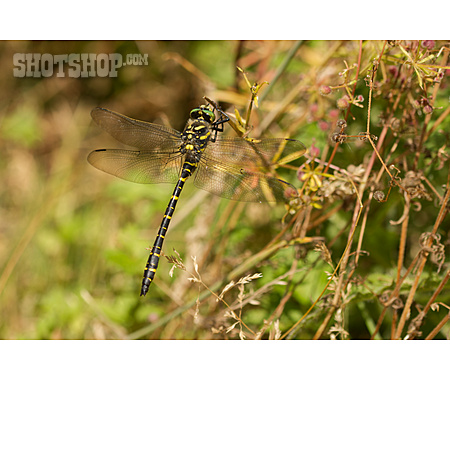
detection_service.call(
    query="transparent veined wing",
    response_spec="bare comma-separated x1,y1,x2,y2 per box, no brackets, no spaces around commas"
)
87,148,184,184
194,137,305,202
91,107,182,149
88,108,184,184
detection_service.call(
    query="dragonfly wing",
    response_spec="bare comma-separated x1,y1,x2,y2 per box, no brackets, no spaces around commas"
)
194,137,305,202
89,107,184,184
194,162,295,202
87,147,183,184
207,137,306,166
91,107,182,149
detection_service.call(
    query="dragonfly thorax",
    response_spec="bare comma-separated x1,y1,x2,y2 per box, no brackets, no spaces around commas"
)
180,118,213,160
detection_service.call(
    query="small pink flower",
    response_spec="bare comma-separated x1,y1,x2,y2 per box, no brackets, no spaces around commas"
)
388,66,399,77
318,120,329,131
422,40,435,50
328,109,339,120
310,144,320,158
319,85,332,95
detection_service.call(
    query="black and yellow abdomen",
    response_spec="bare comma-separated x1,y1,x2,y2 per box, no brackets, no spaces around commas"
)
140,112,213,296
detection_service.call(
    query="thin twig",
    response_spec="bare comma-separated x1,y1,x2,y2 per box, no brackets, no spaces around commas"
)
394,171,450,339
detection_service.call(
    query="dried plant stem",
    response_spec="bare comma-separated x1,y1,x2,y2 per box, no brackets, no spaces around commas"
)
422,268,450,316
424,105,450,142
258,290,294,339
227,240,291,281
312,43,413,339
420,48,449,146
323,41,363,176
312,80,384,339
308,203,342,230
370,252,420,339
255,260,303,339
315,178,364,339
313,195,362,339
230,267,303,312
396,201,410,285
217,295,257,338
280,173,363,340
391,311,399,339
372,308,387,340
394,174,450,339
406,267,450,339
425,312,450,340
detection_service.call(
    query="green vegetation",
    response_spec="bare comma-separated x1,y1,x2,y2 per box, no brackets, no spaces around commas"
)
1,40,449,339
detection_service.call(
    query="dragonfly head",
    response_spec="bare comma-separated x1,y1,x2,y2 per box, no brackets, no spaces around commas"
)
190,106,215,123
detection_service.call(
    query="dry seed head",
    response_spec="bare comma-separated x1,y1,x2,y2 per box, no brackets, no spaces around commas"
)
374,190,385,202
337,96,350,110
319,85,332,95
423,105,433,115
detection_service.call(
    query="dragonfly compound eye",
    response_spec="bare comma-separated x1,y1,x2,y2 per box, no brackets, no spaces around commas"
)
190,107,215,123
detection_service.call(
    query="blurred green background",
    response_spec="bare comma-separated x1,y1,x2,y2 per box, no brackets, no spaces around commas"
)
1,40,308,339
1,40,449,339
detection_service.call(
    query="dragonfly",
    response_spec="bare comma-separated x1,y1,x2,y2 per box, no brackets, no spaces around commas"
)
88,100,306,296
